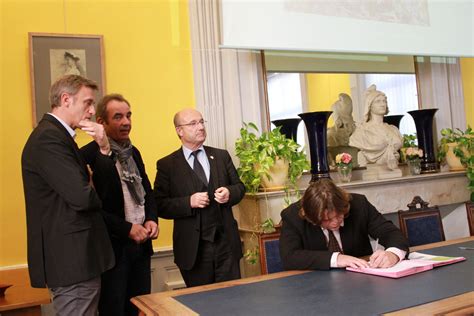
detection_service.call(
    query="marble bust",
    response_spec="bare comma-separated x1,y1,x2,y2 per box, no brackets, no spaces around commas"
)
349,85,403,178
327,93,356,147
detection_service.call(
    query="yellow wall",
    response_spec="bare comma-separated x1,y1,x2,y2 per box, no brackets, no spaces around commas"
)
305,73,351,126
0,0,194,267
461,58,474,128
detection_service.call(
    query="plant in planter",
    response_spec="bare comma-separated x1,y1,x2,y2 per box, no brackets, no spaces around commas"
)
400,134,417,162
438,127,474,201
235,122,310,198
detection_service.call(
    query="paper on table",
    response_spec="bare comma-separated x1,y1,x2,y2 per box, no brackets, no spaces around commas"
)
408,252,466,267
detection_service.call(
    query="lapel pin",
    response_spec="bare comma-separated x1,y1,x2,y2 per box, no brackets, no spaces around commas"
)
210,155,214,160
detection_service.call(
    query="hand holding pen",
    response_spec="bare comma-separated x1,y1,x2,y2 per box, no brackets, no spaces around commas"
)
369,239,399,268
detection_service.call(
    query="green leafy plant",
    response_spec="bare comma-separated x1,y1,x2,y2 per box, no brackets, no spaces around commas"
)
243,218,276,265
235,122,310,196
261,218,276,234
438,127,474,201
402,134,417,148
243,247,259,265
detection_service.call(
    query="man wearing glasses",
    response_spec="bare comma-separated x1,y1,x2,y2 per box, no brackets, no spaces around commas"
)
154,109,245,287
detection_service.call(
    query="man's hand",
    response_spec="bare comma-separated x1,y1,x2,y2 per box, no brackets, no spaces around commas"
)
129,223,149,244
369,250,400,268
337,254,370,269
144,220,159,239
190,192,210,208
87,165,94,188
79,120,110,155
214,187,230,204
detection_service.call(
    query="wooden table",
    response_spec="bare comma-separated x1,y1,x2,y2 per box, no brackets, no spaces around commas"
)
132,237,474,315
0,268,50,316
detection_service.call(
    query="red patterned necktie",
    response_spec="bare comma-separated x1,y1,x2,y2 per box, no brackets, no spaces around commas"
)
327,230,343,254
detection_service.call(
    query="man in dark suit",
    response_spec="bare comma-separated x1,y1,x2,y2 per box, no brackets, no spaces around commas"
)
154,109,245,287
81,94,158,316
21,75,115,315
280,179,409,270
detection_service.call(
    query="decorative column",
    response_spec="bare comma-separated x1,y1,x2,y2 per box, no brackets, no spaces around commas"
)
383,115,404,129
271,118,301,142
298,111,333,181
408,109,439,173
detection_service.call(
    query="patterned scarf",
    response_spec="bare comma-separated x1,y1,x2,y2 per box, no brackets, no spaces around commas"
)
109,138,145,206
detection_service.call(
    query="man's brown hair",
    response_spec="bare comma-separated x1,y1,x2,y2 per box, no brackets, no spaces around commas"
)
96,93,131,122
299,178,351,225
49,75,98,108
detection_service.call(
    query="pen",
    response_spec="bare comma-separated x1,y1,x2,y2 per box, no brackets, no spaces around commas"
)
373,238,379,252
458,246,474,250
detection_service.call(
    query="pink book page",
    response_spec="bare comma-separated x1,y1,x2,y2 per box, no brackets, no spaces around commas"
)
346,260,434,278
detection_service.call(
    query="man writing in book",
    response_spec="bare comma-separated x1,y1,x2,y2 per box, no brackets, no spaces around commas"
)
279,179,409,270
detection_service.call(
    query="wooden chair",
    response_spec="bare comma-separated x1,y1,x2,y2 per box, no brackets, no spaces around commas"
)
466,201,474,236
259,230,284,274
398,196,445,247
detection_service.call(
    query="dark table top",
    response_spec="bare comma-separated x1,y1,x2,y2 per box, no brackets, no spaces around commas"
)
174,241,474,316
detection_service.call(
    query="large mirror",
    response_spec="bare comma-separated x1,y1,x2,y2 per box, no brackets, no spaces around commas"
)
263,51,467,156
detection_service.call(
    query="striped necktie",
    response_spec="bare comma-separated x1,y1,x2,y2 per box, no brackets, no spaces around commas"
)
327,230,343,254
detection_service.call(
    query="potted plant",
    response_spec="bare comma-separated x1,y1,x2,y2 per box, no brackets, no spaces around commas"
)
405,147,423,175
235,122,310,196
438,127,474,201
335,152,353,182
400,134,417,162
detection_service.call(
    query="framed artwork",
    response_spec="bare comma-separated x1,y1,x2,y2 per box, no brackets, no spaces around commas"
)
29,33,106,126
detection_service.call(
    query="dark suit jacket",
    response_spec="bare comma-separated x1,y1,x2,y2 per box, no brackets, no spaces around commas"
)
154,146,245,270
280,193,409,270
81,141,158,258
21,114,115,288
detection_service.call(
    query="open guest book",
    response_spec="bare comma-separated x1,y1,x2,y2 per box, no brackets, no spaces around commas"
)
346,252,466,279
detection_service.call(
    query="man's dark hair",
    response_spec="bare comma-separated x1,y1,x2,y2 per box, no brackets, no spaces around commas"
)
299,178,351,225
96,93,131,122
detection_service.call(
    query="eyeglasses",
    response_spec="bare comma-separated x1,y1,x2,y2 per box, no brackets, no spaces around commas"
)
322,213,345,223
177,119,207,128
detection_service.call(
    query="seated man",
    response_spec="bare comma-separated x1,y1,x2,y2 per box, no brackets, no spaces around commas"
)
279,179,409,270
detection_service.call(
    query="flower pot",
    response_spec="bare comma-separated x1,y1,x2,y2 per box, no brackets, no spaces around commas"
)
407,159,422,175
337,165,352,183
260,158,289,191
445,142,466,171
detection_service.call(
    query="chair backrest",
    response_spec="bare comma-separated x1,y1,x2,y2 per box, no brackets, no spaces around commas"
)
466,201,474,236
398,196,445,247
259,231,284,274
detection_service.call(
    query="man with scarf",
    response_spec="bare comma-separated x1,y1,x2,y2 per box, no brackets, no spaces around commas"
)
81,93,158,316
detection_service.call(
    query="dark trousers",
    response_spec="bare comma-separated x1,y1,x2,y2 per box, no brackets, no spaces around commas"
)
99,241,151,316
180,233,241,287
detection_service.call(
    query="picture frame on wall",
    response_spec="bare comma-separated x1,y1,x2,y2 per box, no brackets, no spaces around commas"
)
29,33,106,126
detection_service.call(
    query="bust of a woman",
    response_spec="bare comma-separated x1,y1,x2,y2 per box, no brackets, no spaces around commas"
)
349,85,402,171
